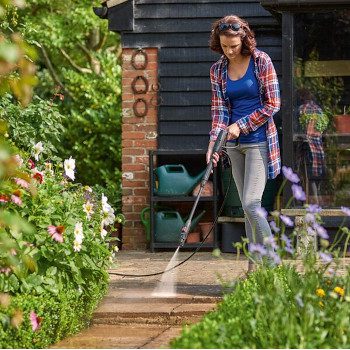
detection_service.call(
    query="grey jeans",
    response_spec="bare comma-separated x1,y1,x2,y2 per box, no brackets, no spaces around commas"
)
225,142,272,244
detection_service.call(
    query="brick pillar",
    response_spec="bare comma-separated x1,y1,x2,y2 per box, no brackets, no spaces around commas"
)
121,48,158,250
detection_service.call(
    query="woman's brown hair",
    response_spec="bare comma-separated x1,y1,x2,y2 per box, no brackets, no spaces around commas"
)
209,15,256,56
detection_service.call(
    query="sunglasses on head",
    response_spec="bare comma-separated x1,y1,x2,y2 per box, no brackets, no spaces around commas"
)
218,22,241,32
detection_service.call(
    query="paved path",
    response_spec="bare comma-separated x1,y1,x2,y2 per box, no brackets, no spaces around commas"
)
52,251,248,349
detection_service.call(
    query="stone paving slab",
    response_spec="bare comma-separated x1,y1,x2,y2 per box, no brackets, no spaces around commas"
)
52,324,170,349
143,326,183,349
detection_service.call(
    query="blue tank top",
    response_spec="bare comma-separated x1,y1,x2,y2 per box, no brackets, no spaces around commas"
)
227,56,267,143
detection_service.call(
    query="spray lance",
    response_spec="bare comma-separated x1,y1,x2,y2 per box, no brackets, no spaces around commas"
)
179,129,228,247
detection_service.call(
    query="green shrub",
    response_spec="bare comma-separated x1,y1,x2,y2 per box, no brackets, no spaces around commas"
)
0,278,108,348
0,94,65,159
171,265,350,349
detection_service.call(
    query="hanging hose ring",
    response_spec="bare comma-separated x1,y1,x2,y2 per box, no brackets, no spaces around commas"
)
131,48,148,70
151,82,161,92
131,75,149,95
133,98,148,117
149,95,163,107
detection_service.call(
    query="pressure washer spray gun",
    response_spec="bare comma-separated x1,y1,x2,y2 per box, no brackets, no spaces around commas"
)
179,129,228,247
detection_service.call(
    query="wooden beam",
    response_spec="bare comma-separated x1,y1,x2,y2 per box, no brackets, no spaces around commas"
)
304,60,350,77
107,0,128,8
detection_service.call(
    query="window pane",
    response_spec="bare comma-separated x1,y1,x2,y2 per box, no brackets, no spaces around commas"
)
293,10,350,207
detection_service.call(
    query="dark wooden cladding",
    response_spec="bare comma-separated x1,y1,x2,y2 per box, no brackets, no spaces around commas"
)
134,3,271,19
135,17,278,33
159,61,282,77
159,77,211,91
136,0,260,3
159,121,210,134
159,106,210,120
111,0,282,150
159,47,281,62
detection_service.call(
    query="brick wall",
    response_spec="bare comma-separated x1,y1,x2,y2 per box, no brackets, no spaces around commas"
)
121,48,158,250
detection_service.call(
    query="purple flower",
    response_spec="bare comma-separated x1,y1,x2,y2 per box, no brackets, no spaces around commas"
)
269,220,280,233
319,252,332,264
280,214,294,227
281,234,294,254
256,207,268,219
291,184,306,201
305,213,316,224
248,243,267,256
268,250,281,265
306,204,322,214
307,227,316,236
313,223,329,240
341,206,350,216
264,235,278,250
282,166,300,183
285,245,295,254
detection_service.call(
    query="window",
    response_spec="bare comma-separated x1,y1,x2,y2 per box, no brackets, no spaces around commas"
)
293,10,350,207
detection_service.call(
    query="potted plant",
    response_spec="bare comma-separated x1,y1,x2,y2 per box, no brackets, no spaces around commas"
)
334,106,350,134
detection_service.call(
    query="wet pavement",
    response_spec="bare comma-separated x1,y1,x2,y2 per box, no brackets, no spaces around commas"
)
52,251,247,349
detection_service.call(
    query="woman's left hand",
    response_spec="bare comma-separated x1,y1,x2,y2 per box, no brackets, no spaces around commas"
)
227,123,240,140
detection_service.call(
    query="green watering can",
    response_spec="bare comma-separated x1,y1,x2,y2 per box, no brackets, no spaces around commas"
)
154,210,205,243
154,164,206,196
140,207,151,242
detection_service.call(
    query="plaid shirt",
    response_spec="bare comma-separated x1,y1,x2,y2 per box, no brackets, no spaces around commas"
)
209,49,281,179
299,101,325,177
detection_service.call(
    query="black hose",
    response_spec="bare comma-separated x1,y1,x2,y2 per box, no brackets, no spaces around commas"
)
108,150,232,278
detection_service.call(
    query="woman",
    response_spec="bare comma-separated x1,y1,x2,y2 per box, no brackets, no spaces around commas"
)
207,15,281,264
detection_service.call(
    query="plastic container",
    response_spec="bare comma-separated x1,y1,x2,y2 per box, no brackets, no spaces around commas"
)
221,222,246,253
154,210,205,243
221,168,277,216
154,164,205,196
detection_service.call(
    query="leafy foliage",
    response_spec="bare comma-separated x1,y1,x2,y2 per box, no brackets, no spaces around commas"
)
11,0,123,209
0,94,65,158
172,265,350,349
0,0,38,106
0,278,108,348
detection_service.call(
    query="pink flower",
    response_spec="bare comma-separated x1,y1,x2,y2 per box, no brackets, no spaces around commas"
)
47,225,65,243
29,311,42,332
11,190,22,206
14,178,29,189
13,155,23,166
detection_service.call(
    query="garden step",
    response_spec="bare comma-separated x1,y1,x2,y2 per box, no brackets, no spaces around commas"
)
51,324,183,349
92,300,216,325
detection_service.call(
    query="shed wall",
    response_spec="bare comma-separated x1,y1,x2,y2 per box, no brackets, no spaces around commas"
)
117,0,282,149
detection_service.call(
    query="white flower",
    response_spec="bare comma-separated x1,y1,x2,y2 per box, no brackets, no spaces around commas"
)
101,193,115,227
33,142,44,161
114,245,119,252
83,201,94,220
102,209,115,227
74,222,83,243
100,224,108,239
64,157,75,181
73,240,82,252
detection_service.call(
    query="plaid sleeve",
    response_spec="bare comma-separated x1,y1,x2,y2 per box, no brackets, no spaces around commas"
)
209,63,229,141
235,54,280,135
